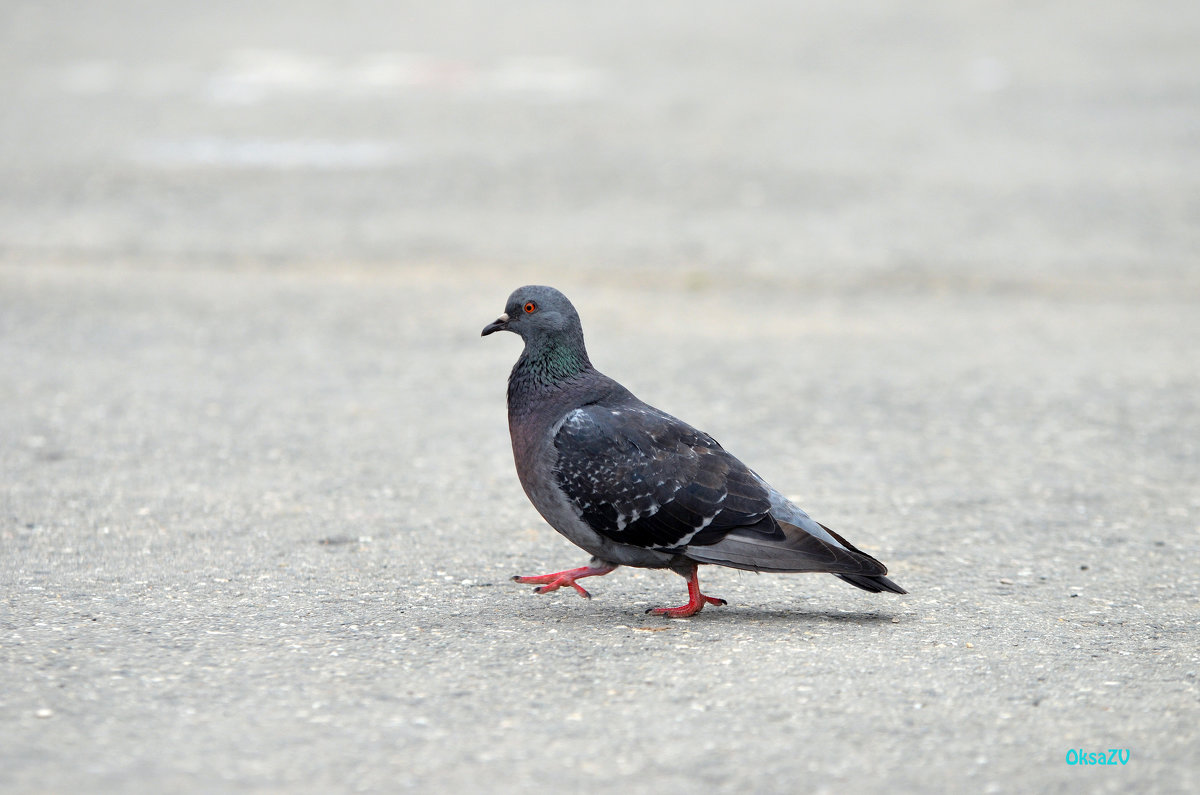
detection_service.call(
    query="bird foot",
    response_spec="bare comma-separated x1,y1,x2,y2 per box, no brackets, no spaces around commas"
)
646,594,727,618
512,563,616,599
646,564,727,618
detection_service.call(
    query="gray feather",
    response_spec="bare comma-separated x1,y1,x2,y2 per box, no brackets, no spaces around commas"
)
485,285,907,598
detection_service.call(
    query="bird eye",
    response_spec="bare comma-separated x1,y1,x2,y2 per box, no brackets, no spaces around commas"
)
523,301,537,314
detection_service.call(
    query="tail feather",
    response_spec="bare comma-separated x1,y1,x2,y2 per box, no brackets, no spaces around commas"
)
686,517,881,574
835,573,908,594
817,522,907,593
684,516,906,593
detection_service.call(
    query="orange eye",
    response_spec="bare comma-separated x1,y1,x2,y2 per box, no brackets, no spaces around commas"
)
523,301,537,314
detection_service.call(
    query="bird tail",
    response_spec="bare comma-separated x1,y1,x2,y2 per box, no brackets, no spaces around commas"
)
818,522,907,594
685,517,906,593
833,572,908,594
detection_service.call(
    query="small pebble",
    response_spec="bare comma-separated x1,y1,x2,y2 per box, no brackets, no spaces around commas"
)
999,578,1013,585
35,708,53,719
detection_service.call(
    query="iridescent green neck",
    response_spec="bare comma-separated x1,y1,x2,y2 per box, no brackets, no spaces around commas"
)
517,337,591,385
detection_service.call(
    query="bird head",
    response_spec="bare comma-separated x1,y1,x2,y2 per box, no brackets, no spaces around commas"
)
481,285,583,342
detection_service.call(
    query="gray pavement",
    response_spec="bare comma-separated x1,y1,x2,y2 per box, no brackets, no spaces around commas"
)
2,2,1198,793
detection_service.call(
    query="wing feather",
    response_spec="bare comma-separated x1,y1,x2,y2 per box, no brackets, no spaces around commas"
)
552,403,772,550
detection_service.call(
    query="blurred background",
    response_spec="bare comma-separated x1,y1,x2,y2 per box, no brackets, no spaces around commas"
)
2,2,1198,793
2,0,1195,283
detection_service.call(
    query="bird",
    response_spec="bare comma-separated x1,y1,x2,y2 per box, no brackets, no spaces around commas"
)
482,285,906,617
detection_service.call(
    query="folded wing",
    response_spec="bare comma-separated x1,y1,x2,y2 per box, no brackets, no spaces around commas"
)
551,402,905,592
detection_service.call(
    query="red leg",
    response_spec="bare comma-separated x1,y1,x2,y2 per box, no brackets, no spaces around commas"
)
512,562,617,599
647,565,727,618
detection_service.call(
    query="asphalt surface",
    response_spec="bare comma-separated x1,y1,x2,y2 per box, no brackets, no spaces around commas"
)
2,2,1198,793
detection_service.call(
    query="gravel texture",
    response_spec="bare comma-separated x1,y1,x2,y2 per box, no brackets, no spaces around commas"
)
2,2,1198,793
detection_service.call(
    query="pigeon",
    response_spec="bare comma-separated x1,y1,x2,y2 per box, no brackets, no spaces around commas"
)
482,285,906,617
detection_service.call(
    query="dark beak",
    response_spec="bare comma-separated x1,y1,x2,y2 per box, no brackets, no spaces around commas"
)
481,313,510,336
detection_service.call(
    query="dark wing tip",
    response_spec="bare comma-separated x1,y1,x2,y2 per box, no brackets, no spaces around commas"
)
834,573,908,594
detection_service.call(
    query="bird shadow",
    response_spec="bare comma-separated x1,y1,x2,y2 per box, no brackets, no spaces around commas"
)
501,586,901,627
552,600,899,627
648,606,898,626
